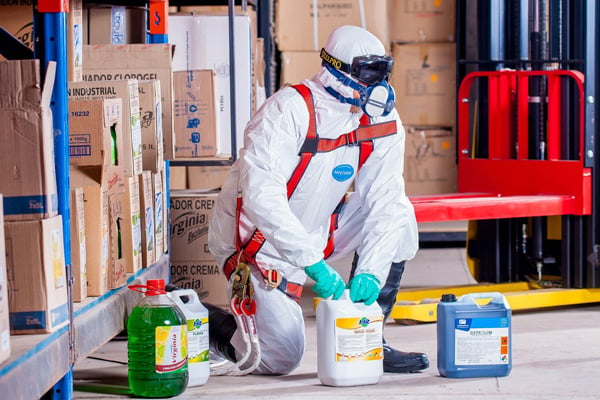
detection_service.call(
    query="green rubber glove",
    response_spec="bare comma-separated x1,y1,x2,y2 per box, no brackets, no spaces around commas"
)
348,273,381,305
305,260,346,300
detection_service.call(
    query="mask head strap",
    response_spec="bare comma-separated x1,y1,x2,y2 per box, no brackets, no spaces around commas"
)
320,48,352,75
321,48,393,86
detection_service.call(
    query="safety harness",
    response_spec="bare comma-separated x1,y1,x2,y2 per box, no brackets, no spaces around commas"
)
223,83,397,304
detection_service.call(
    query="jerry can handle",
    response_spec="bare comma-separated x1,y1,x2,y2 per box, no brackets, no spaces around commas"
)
170,288,201,305
460,292,510,308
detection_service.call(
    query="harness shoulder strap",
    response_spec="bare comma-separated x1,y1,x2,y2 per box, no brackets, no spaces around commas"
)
287,84,317,197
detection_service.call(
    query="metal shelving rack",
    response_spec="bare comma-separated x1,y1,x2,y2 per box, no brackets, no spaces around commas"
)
168,0,268,167
0,0,271,397
0,1,170,398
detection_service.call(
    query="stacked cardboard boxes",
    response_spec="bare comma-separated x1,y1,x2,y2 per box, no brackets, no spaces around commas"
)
169,191,229,310
68,97,129,294
76,45,172,268
70,187,87,302
169,12,252,158
403,126,457,195
82,44,175,160
388,0,458,195
84,4,147,45
273,0,458,195
275,0,390,87
0,60,69,335
0,0,83,82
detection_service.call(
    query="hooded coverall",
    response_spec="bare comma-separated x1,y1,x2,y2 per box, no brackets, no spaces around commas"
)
208,59,419,373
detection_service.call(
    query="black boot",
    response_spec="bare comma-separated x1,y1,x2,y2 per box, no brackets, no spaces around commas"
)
351,254,429,373
204,302,238,362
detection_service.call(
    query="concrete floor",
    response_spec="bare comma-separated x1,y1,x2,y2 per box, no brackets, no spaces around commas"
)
72,247,600,399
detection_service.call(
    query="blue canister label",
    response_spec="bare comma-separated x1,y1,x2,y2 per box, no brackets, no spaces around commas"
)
454,317,510,365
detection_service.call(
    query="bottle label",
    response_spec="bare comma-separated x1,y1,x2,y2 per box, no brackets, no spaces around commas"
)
155,325,188,373
187,317,210,363
334,315,384,362
454,317,510,365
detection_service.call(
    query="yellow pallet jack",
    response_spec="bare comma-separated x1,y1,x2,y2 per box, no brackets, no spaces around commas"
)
390,221,600,324
390,281,600,324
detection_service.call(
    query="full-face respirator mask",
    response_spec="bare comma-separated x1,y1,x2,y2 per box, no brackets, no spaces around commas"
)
320,47,395,118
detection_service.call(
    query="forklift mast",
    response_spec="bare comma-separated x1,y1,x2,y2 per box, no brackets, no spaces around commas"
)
455,0,599,289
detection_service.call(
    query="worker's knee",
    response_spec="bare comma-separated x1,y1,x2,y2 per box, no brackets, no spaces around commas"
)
254,306,305,375
256,330,304,375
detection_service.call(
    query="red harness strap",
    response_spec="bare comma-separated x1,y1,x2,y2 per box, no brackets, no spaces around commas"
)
223,84,396,302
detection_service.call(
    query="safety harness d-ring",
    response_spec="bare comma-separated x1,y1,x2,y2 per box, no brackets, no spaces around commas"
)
210,260,262,376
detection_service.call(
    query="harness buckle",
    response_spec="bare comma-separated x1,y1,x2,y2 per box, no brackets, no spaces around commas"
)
264,269,283,288
347,130,359,146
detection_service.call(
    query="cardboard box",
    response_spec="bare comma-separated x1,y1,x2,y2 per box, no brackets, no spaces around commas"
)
175,5,263,113
170,261,229,310
152,172,165,262
69,164,124,296
389,0,456,43
391,43,456,126
70,187,87,302
138,80,164,172
5,215,69,334
139,171,155,268
274,0,390,51
0,197,11,362
0,4,33,56
178,5,257,34
0,0,83,82
160,169,169,254
169,190,218,262
161,169,170,253
404,126,457,195
254,37,267,111
173,70,217,158
187,166,230,191
107,192,128,289
0,59,58,221
69,0,84,82
70,167,108,297
123,175,143,273
68,98,124,167
169,166,187,190
68,79,143,177
87,5,147,45
82,44,175,160
279,51,321,87
170,14,253,157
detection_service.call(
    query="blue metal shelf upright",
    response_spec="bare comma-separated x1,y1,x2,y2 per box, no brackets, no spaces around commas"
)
0,1,171,399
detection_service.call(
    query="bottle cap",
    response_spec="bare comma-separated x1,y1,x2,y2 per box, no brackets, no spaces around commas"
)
441,293,457,302
146,279,166,296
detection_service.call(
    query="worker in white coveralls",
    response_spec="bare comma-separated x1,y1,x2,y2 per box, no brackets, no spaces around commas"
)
207,25,428,375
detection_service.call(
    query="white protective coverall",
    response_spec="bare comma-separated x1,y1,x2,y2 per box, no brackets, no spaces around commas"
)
208,25,419,375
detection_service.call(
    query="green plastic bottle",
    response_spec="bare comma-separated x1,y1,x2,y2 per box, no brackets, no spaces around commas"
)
127,279,189,398
110,124,118,166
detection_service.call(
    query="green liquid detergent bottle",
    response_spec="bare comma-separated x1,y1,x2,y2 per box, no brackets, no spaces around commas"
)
128,279,189,397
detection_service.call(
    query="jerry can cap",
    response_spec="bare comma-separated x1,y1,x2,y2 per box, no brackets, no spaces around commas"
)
441,293,457,302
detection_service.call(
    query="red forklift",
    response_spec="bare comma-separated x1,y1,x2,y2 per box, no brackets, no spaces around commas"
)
393,0,600,322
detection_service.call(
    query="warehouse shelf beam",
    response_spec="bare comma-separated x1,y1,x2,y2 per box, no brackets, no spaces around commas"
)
0,259,169,399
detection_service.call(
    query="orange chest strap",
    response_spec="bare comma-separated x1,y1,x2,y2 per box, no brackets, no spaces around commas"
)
287,84,397,196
